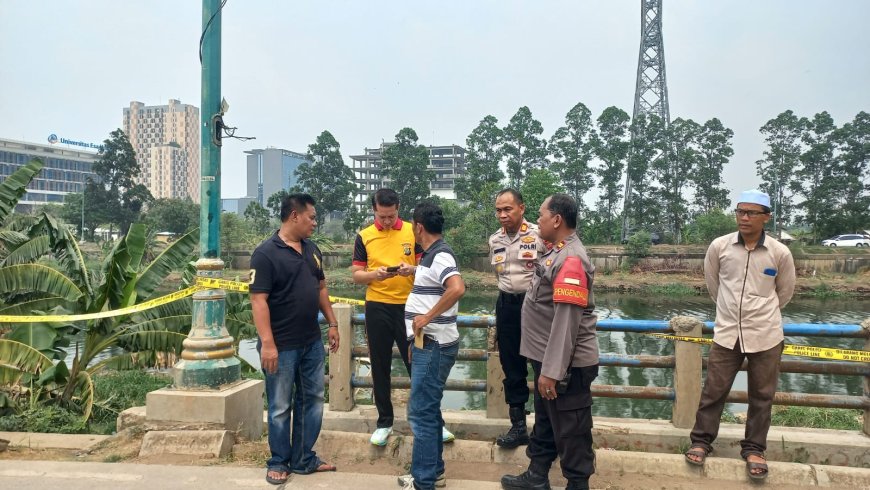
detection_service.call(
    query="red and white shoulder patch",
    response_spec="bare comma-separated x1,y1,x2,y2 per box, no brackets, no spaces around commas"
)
553,256,589,307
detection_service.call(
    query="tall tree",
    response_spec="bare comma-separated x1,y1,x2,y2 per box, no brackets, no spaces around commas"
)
294,130,356,228
503,106,548,189
626,113,666,233
691,118,733,214
520,168,564,222
455,115,504,205
244,201,272,234
656,117,700,243
88,128,152,236
793,111,838,240
381,128,434,219
755,110,807,231
832,111,870,234
594,106,631,242
266,190,289,219
549,102,596,211
143,198,200,235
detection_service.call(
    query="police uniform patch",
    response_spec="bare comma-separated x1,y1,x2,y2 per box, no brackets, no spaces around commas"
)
520,223,528,233
402,242,412,256
495,264,505,274
545,259,553,267
494,255,505,263
248,269,257,285
521,235,536,243
525,261,535,269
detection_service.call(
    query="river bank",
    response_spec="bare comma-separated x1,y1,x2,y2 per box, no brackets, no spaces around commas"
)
304,267,870,298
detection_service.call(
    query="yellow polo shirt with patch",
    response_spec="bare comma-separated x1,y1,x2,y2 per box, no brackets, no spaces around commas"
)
352,218,421,304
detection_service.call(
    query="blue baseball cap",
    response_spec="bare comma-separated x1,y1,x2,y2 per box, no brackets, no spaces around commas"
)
738,189,770,208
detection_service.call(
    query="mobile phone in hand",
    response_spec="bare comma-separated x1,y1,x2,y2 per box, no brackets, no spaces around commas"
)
386,266,400,273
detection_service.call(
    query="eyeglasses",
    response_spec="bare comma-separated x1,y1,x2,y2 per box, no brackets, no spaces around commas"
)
734,209,769,218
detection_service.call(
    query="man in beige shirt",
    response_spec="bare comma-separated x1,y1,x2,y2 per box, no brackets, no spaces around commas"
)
685,189,795,482
488,188,545,448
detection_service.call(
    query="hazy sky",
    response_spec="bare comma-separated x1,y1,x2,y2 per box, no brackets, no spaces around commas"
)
1,1,868,205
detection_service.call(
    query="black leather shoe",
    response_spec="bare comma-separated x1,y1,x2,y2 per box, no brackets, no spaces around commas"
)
500,469,551,490
496,406,530,448
566,479,590,490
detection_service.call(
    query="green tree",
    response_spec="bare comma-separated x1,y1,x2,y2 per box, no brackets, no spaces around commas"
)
143,198,200,235
594,106,631,242
756,110,807,231
691,118,733,214
550,102,596,211
793,112,838,240
244,201,272,234
295,131,356,227
265,190,288,219
455,115,504,204
657,117,700,243
830,111,870,235
342,205,368,239
684,210,736,244
445,205,498,267
520,168,564,222
89,129,153,236
381,128,433,219
503,107,548,189
626,113,666,233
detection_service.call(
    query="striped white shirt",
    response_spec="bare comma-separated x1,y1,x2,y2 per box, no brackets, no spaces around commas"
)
405,239,461,346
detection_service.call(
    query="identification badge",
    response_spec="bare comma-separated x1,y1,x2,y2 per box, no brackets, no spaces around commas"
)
492,255,505,264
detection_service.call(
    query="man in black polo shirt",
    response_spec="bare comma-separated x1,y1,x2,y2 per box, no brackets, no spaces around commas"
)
249,193,341,485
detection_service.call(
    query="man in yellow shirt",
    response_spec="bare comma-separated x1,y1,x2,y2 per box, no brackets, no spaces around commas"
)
351,189,454,448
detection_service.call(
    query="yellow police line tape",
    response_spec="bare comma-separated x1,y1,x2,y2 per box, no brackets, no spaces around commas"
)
648,333,870,363
1,279,866,363
0,277,365,323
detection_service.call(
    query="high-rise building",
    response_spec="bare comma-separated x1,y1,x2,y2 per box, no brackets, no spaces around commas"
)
123,99,200,202
245,148,310,207
349,143,466,210
0,137,98,213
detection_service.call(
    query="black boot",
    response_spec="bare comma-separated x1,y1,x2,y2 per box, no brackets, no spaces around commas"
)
566,479,590,490
496,406,530,448
500,466,551,490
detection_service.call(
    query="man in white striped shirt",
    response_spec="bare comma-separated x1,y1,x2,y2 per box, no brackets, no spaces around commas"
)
397,201,465,490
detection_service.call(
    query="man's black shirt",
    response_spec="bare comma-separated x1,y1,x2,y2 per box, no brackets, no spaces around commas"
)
249,231,325,351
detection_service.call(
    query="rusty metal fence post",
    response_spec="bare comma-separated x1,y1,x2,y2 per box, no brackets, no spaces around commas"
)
670,316,703,428
486,324,509,419
328,303,354,411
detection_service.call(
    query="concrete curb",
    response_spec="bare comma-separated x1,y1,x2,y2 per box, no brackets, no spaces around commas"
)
313,429,870,487
0,431,109,451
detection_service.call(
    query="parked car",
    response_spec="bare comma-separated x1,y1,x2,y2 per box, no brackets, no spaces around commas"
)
821,234,870,247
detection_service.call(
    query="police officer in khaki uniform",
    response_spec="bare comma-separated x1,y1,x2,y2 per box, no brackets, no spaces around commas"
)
488,189,545,448
501,194,599,490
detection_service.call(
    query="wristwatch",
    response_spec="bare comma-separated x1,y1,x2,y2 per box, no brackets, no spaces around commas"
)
328,323,339,328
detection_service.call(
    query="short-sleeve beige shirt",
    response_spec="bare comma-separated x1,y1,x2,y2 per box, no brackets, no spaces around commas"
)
488,220,546,294
705,232,796,353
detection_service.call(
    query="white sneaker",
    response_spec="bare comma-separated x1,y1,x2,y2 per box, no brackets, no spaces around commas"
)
370,426,393,446
398,473,446,488
442,426,455,443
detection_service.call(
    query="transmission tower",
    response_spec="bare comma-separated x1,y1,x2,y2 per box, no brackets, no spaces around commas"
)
621,0,671,242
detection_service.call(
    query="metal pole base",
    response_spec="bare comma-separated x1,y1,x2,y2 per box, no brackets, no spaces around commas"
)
172,257,241,389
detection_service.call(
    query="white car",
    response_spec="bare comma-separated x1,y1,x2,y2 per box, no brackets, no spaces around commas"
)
821,234,870,247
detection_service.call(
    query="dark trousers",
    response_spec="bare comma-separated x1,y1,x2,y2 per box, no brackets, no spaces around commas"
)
526,360,598,484
496,292,529,408
365,301,411,428
690,340,784,458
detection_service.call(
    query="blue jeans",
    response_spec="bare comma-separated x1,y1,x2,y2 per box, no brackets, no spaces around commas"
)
408,338,458,490
259,338,326,474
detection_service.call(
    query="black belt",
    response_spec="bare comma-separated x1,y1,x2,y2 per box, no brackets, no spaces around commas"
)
499,291,525,304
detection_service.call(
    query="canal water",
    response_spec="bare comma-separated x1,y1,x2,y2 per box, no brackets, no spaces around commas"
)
238,290,870,420
67,290,869,420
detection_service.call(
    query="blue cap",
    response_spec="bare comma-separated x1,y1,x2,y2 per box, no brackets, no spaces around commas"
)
738,189,770,208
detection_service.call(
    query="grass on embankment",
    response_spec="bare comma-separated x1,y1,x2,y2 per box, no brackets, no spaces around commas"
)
723,407,862,431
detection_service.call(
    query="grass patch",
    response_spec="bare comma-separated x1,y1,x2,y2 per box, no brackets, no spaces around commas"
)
0,405,88,434
91,370,173,434
720,408,741,423
771,406,861,430
645,283,697,296
805,283,847,299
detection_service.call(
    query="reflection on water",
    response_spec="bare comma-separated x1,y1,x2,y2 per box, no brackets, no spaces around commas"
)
236,290,870,420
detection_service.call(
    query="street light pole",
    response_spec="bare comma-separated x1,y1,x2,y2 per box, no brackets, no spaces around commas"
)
172,0,240,388
80,191,85,242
